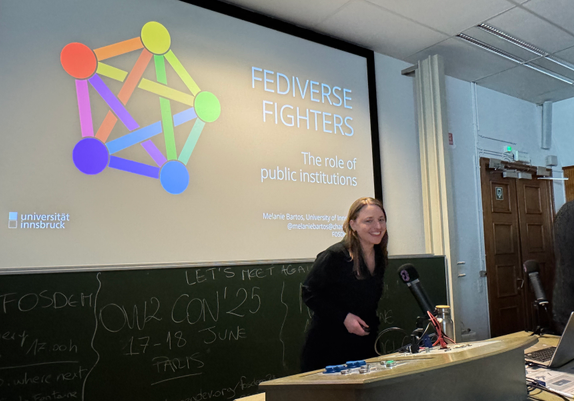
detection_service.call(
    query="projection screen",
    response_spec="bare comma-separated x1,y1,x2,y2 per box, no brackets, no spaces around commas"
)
0,0,381,271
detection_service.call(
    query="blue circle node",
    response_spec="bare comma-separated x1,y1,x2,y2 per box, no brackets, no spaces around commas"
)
160,160,189,195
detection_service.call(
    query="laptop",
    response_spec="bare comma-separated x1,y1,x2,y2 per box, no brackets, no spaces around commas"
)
525,312,574,368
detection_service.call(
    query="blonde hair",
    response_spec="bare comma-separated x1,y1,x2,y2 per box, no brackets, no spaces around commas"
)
342,197,388,277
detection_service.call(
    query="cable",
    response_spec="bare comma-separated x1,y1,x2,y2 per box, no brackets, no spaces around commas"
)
376,313,457,356
419,321,433,339
427,311,456,348
374,327,409,355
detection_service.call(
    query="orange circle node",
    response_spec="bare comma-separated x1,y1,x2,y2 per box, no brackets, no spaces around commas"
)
60,43,97,79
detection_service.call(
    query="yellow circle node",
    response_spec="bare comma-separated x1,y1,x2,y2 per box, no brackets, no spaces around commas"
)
141,22,171,54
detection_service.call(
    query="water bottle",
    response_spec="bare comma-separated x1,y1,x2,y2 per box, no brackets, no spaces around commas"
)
435,305,454,339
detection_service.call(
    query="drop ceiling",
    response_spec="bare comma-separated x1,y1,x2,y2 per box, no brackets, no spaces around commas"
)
218,0,574,104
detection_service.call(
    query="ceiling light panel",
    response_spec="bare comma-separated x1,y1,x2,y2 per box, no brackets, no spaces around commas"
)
461,26,541,62
476,23,574,74
457,26,574,84
478,23,547,56
456,33,523,63
552,47,574,68
527,57,574,81
523,63,574,84
484,5,574,53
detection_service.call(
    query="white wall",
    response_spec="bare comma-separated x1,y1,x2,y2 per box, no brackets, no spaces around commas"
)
551,97,574,209
374,53,426,256
444,78,490,339
475,86,541,162
375,51,569,340
553,97,574,166
476,86,566,212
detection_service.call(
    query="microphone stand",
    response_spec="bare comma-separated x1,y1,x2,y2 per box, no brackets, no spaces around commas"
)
410,315,430,353
530,300,553,336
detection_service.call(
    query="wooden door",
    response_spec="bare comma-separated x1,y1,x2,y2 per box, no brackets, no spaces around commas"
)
516,178,555,330
564,165,574,202
480,158,525,337
480,158,555,337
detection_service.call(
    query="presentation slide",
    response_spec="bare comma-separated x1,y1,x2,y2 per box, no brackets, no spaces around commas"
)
0,0,378,270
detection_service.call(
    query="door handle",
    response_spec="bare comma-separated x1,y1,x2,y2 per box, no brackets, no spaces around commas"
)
517,277,525,290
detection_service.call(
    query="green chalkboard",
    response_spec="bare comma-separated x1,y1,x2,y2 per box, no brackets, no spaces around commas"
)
0,256,445,401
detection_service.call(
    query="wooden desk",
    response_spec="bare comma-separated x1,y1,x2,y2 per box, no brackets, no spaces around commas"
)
237,388,571,401
236,395,265,401
258,334,536,401
238,333,574,401
511,331,573,400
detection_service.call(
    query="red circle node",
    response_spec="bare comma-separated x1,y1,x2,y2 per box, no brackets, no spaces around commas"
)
60,43,97,79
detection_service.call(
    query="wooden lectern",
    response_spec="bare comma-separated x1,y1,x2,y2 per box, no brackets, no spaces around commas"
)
259,336,537,401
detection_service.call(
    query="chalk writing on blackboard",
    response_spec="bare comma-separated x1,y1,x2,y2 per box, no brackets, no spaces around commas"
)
0,257,446,401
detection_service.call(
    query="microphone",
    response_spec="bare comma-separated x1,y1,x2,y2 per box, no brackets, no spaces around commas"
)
398,264,435,315
523,260,549,305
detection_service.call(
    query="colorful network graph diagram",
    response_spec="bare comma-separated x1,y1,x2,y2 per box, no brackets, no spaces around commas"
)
60,21,221,194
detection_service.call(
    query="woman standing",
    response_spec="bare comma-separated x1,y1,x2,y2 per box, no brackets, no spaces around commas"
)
300,197,388,372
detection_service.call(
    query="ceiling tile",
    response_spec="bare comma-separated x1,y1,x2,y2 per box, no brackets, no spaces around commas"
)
529,85,574,104
220,0,351,26
553,45,574,64
485,4,574,53
316,1,449,59
364,0,514,35
221,0,574,103
405,37,518,82
527,57,574,82
476,64,571,102
522,0,574,37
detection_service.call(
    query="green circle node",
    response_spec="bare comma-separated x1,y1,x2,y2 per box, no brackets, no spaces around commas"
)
141,22,171,54
195,91,221,123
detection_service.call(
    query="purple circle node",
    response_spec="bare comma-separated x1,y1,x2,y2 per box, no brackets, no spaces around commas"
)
160,161,189,195
73,138,109,175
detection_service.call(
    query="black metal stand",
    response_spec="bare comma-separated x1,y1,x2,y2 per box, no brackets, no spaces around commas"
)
530,300,553,336
410,315,430,353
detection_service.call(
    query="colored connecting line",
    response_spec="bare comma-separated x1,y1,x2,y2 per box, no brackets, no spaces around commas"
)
60,21,221,194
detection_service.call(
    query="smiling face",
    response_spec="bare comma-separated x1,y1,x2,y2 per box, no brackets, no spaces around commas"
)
349,204,387,250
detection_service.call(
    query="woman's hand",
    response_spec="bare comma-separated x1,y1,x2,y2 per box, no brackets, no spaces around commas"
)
344,313,369,336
